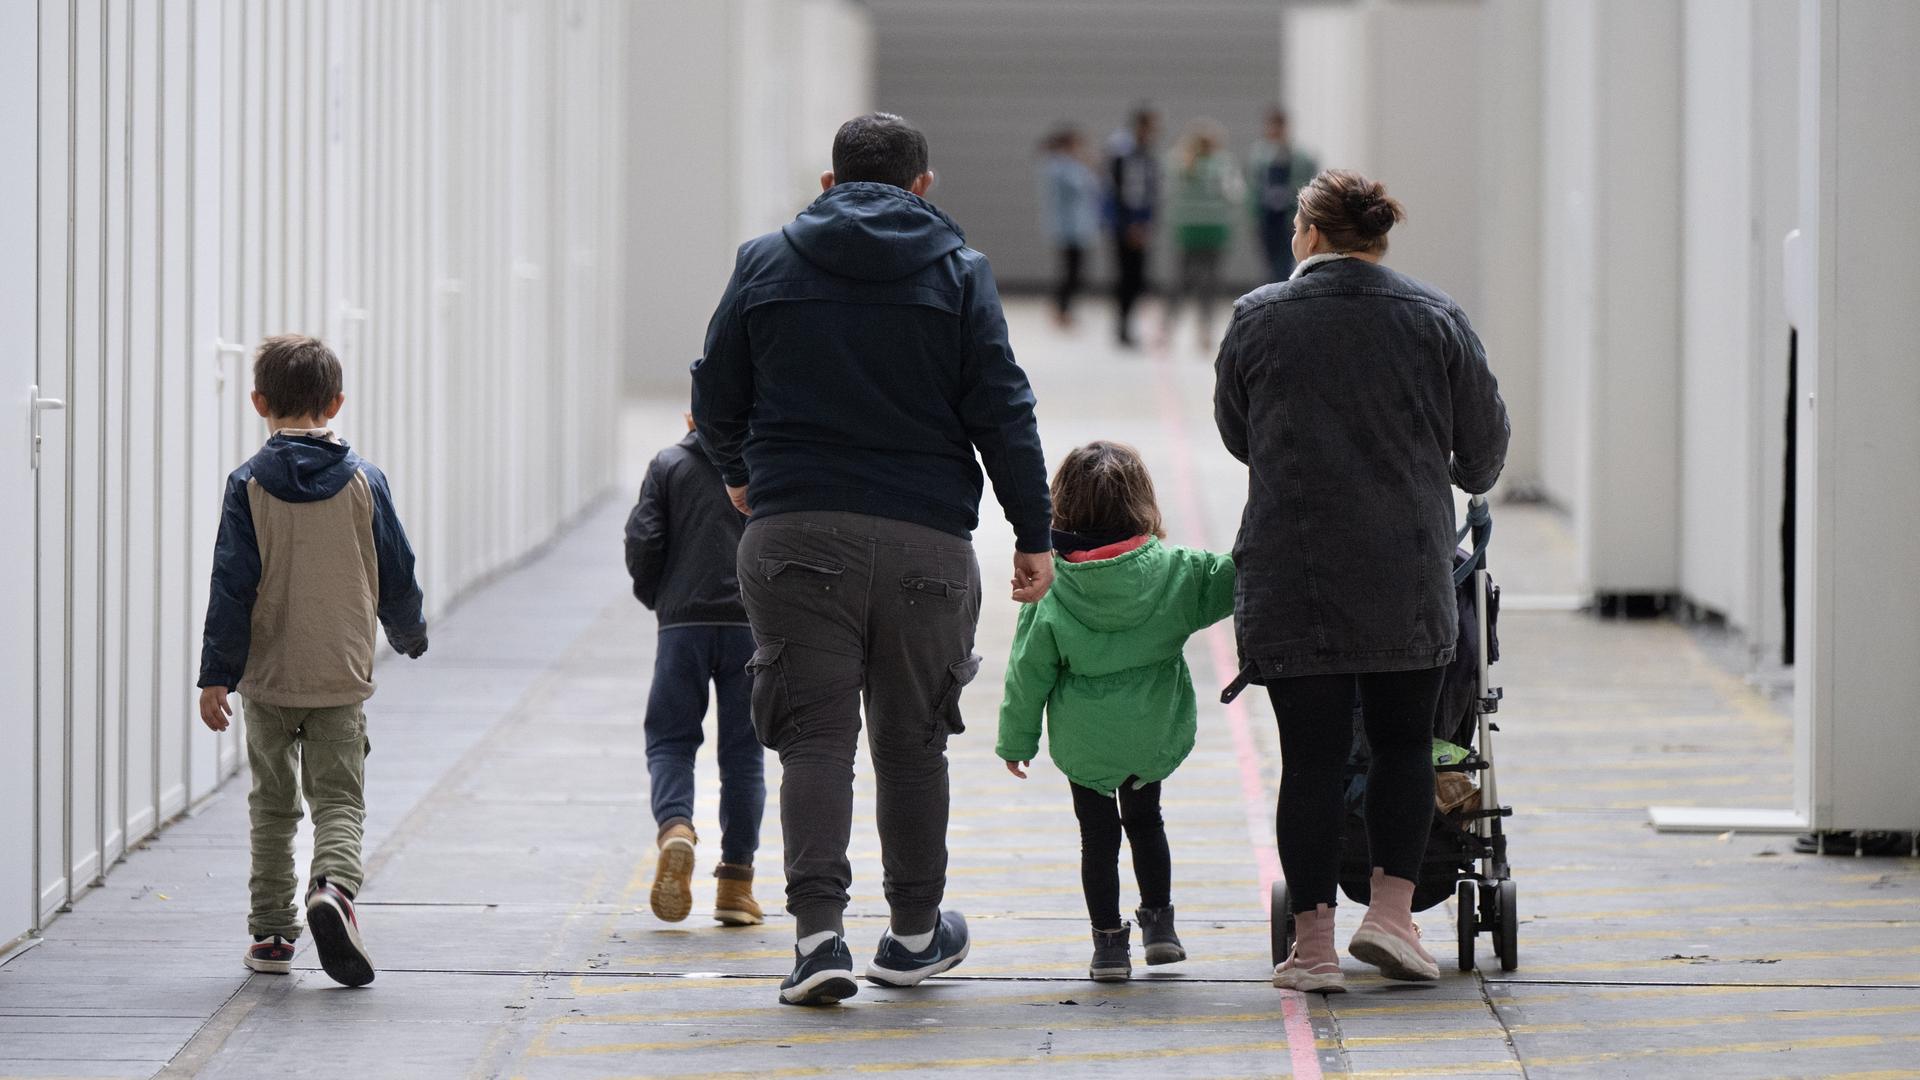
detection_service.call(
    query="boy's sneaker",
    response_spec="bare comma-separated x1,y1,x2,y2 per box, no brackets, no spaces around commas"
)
244,935,295,975
779,935,859,1006
865,910,971,987
650,821,697,923
713,863,764,926
1089,925,1132,982
1136,905,1187,965
306,879,375,987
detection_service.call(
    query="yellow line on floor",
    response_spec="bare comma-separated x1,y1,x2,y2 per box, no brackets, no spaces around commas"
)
1341,1064,1523,1077
531,1009,1286,1057
1527,1031,1920,1068
1547,895,1920,921
583,1038,1294,1077
1521,943,1920,975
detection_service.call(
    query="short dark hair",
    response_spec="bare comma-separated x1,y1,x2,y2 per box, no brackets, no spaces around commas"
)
1050,441,1166,540
253,334,343,419
832,113,929,190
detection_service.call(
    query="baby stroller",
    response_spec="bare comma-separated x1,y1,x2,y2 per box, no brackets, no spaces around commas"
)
1266,495,1517,972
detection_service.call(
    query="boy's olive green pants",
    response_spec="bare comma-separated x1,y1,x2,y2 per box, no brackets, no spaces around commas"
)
244,699,369,940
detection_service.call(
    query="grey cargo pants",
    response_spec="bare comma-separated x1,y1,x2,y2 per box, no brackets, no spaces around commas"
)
737,511,983,938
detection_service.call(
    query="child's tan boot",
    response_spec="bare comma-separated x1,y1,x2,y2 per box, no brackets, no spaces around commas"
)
713,863,764,926
1272,902,1346,993
650,820,698,922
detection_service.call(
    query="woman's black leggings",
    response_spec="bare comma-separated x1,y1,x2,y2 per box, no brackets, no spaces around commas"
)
1069,778,1170,929
1268,667,1446,913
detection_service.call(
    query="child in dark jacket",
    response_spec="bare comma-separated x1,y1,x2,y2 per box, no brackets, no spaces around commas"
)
624,415,765,927
997,441,1235,982
197,335,428,988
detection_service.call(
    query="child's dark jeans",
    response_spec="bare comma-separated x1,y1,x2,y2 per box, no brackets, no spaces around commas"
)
1069,777,1171,929
644,625,765,865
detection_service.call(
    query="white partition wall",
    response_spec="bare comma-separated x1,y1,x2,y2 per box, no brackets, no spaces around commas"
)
622,0,874,394
1790,0,1920,831
3,0,632,950
1539,0,1685,598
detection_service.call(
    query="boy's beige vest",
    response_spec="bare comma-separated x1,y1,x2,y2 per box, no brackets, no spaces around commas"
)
237,470,381,707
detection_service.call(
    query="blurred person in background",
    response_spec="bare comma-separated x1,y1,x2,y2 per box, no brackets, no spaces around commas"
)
1245,106,1318,283
1163,118,1242,351
1106,103,1163,348
1037,126,1102,328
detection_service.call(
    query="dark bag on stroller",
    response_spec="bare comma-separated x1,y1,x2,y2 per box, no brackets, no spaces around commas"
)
1337,548,1499,910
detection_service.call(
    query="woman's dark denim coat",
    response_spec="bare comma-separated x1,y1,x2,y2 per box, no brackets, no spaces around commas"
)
1214,257,1510,682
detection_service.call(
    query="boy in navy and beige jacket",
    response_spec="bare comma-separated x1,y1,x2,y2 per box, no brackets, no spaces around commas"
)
196,334,427,988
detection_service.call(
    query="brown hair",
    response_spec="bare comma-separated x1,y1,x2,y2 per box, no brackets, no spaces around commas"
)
1050,441,1165,540
1295,168,1405,255
253,334,343,420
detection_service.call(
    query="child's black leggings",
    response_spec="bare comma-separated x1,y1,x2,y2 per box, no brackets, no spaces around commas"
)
1069,777,1171,929
1267,666,1447,913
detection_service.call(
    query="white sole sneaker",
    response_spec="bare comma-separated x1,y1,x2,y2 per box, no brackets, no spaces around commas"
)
307,892,375,988
865,941,970,987
780,968,860,1006
1272,963,1347,993
243,952,292,975
1348,926,1439,982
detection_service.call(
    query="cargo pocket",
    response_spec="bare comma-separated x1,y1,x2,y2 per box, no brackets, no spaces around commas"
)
928,653,983,745
745,640,792,750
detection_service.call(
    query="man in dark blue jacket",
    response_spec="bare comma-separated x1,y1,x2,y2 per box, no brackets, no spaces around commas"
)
692,113,1053,1006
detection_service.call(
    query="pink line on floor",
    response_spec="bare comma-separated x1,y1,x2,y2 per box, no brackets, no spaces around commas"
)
1151,351,1320,1080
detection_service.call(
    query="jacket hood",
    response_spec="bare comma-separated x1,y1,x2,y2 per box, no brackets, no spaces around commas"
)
248,434,359,504
1048,537,1173,632
782,182,968,282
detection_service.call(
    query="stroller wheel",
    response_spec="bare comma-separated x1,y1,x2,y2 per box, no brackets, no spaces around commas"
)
1270,881,1294,967
1495,879,1519,972
1455,879,1476,972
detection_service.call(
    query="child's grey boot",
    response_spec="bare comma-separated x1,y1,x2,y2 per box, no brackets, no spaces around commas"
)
1136,904,1187,965
1089,924,1132,982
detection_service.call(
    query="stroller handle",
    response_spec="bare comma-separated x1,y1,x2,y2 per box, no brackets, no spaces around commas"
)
1454,495,1493,586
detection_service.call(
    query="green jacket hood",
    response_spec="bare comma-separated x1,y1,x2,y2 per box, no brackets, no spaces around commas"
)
1048,538,1173,632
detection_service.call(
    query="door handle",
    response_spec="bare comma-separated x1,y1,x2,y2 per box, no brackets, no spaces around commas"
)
212,339,249,389
30,384,65,470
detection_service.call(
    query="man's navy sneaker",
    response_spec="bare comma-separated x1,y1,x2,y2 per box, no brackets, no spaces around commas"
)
779,936,859,1006
865,910,970,987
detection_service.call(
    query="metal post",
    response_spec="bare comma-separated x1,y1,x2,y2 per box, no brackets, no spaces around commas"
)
116,0,135,871
95,0,113,890
60,0,78,916
149,0,166,845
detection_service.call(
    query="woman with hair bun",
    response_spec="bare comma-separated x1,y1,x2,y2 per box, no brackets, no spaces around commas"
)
1213,169,1511,993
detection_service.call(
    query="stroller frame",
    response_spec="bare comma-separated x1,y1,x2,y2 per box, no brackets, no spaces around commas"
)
1268,494,1519,973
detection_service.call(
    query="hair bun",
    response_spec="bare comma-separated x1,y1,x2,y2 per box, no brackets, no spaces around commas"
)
1297,169,1405,253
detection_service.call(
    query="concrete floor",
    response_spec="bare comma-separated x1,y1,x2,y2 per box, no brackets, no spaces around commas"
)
4,301,1919,1079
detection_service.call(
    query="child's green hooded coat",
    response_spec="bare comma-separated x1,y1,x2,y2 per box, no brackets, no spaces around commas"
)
996,538,1235,795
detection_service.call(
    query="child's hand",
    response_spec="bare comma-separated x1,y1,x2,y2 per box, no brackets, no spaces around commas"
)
1004,759,1029,779
198,687,232,732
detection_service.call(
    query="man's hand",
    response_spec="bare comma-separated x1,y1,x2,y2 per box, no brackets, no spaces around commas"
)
1005,759,1029,780
726,484,751,517
199,687,232,732
1011,550,1055,603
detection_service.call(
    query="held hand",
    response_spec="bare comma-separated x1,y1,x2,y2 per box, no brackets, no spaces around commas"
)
726,484,751,517
1011,550,1055,603
198,687,232,732
1005,760,1029,779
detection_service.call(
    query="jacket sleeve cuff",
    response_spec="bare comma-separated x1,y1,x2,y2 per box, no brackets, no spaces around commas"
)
721,466,749,488
197,673,237,691
1014,521,1054,554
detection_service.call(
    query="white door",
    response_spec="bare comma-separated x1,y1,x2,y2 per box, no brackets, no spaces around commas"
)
2,0,43,945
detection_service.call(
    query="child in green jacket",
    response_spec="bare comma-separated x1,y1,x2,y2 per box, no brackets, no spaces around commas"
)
997,441,1236,982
